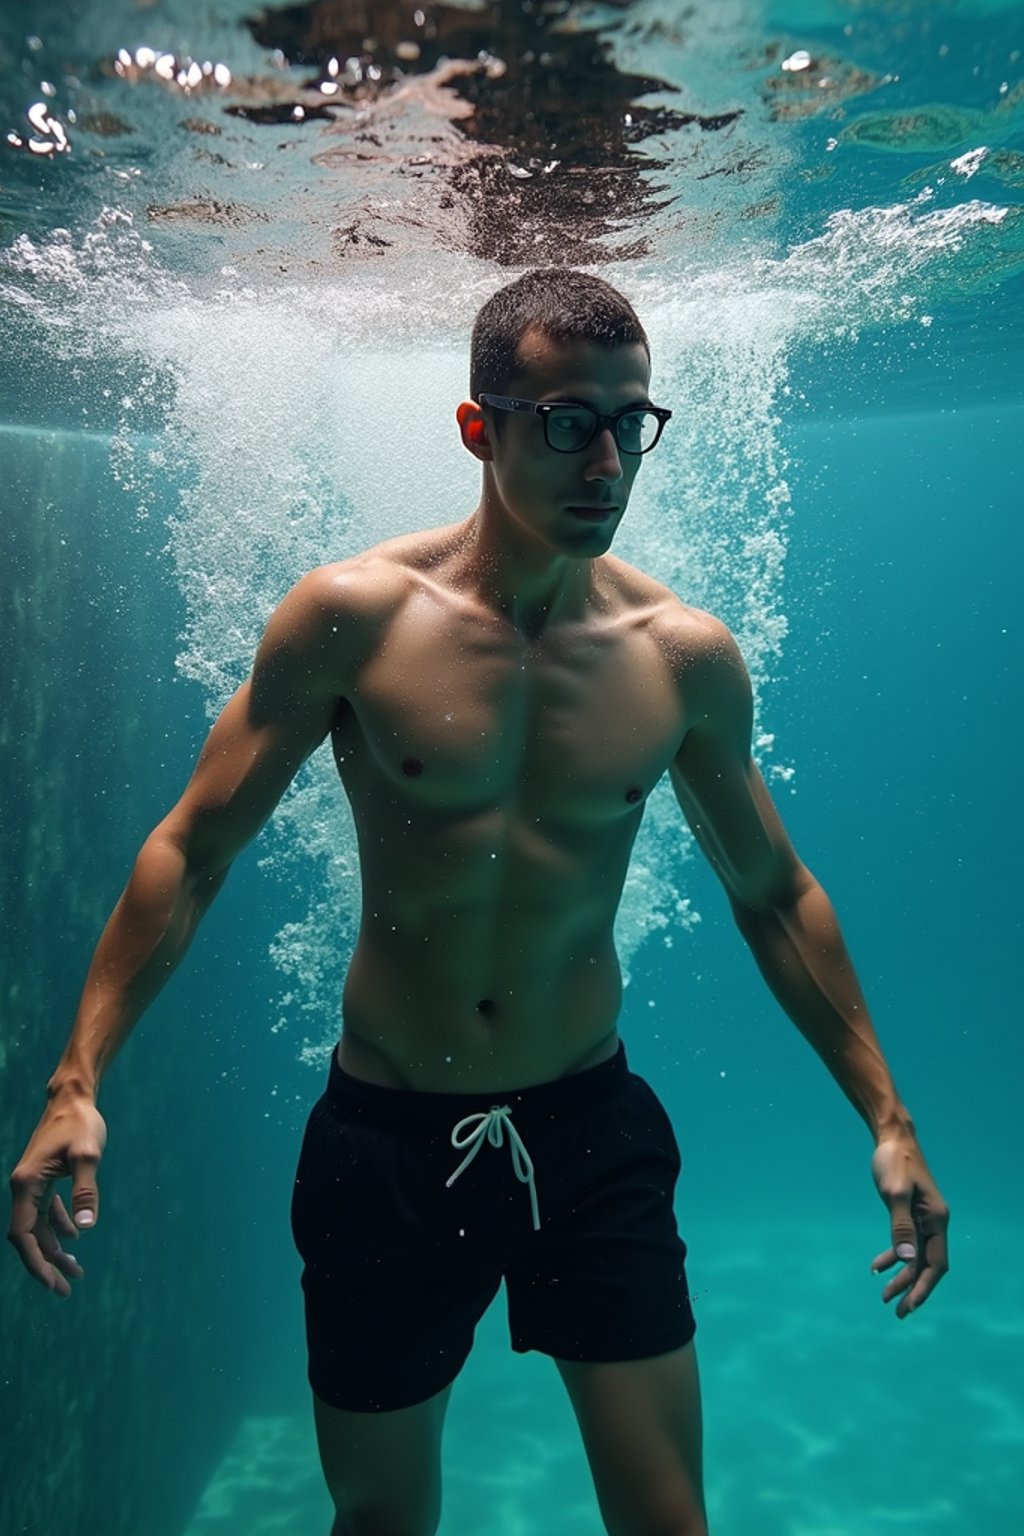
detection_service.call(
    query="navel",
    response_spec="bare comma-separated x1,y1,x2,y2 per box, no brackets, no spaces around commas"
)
476,998,495,1017
401,757,424,777
625,785,644,804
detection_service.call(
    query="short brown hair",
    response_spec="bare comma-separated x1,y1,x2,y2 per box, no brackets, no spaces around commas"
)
470,268,649,403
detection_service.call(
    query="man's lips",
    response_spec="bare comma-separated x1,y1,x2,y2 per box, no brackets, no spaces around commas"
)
566,504,619,522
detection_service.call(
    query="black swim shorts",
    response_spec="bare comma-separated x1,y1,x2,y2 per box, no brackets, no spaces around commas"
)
290,1040,696,1413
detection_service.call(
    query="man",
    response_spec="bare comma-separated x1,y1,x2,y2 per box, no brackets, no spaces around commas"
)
9,269,948,1536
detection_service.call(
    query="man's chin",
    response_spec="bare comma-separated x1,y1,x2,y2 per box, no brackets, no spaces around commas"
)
560,514,621,554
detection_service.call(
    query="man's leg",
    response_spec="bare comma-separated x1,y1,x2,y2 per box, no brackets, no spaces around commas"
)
313,1380,454,1536
555,1342,707,1536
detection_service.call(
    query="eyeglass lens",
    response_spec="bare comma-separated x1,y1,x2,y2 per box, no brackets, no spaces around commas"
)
545,406,662,454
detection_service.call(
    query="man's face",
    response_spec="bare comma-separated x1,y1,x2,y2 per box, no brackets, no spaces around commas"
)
484,328,653,559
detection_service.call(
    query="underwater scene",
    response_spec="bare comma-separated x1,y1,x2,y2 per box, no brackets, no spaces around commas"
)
1,0,1022,1532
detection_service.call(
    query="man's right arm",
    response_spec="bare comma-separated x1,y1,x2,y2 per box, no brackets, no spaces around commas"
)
8,565,354,1294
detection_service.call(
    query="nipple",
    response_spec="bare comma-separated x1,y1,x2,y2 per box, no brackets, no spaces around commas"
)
625,785,643,804
402,757,424,777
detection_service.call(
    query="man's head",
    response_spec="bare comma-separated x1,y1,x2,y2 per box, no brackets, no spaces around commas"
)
469,268,650,407
458,269,661,560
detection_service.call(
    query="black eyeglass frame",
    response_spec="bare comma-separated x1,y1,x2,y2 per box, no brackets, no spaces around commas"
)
478,393,673,455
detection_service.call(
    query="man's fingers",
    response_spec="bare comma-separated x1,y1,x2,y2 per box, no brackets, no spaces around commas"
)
8,1166,95,1297
50,1246,85,1283
8,1229,66,1293
896,1230,950,1316
33,1217,83,1293
899,1262,944,1316
7,1175,64,1294
880,1262,916,1306
9,1105,106,1297
888,1196,918,1264
40,1199,85,1278
872,1235,919,1308
70,1157,99,1229
871,1242,918,1274
874,1229,949,1316
49,1192,79,1239
871,1138,950,1319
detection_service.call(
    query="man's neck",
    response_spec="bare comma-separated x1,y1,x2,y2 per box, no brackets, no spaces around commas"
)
455,509,596,637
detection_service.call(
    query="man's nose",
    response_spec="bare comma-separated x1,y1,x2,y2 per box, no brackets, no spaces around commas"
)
582,426,623,483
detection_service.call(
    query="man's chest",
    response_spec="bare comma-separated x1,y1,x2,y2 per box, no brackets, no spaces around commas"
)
335,611,687,820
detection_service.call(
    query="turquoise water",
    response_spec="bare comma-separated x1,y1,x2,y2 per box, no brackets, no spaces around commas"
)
2,2,1022,1533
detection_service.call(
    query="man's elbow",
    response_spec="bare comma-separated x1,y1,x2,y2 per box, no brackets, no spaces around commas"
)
727,855,811,924
143,813,236,896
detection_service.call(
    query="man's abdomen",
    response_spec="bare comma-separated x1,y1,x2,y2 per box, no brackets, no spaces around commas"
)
338,916,623,1092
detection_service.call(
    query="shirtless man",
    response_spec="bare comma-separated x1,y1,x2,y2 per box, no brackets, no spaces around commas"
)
8,269,949,1536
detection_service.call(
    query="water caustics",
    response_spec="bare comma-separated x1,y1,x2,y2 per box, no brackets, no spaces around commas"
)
2,0,1021,1061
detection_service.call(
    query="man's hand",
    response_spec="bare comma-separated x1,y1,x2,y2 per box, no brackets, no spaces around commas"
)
870,1135,949,1317
7,1095,106,1298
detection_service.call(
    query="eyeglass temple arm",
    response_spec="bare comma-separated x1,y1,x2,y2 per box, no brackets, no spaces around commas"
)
480,394,536,413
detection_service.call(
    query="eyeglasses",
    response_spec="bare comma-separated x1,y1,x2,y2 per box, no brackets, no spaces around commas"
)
478,394,672,455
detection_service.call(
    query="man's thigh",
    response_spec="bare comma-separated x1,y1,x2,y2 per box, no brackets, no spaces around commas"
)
292,1086,502,1413
505,1069,695,1363
313,1380,454,1536
556,1343,706,1536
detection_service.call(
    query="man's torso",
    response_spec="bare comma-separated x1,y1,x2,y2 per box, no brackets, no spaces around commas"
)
325,524,705,1091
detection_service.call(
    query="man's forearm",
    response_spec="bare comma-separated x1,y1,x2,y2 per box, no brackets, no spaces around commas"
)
49,829,228,1101
730,874,913,1141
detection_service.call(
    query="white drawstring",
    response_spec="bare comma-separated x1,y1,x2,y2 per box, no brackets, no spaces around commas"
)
445,1105,541,1231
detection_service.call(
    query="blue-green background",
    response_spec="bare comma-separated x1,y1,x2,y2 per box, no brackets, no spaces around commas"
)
2,1,1021,1532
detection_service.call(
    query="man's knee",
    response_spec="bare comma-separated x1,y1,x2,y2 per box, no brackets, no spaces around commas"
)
314,1383,450,1536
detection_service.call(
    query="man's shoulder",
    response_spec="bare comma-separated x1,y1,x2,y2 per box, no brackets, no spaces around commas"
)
291,524,465,622
600,555,739,663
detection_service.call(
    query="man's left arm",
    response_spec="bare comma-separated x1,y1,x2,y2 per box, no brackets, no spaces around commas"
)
669,618,949,1317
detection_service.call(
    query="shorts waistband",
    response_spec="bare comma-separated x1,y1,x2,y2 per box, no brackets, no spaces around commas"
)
325,1039,630,1234
326,1038,630,1136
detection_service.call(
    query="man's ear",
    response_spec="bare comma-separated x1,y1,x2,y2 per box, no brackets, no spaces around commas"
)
456,400,492,460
